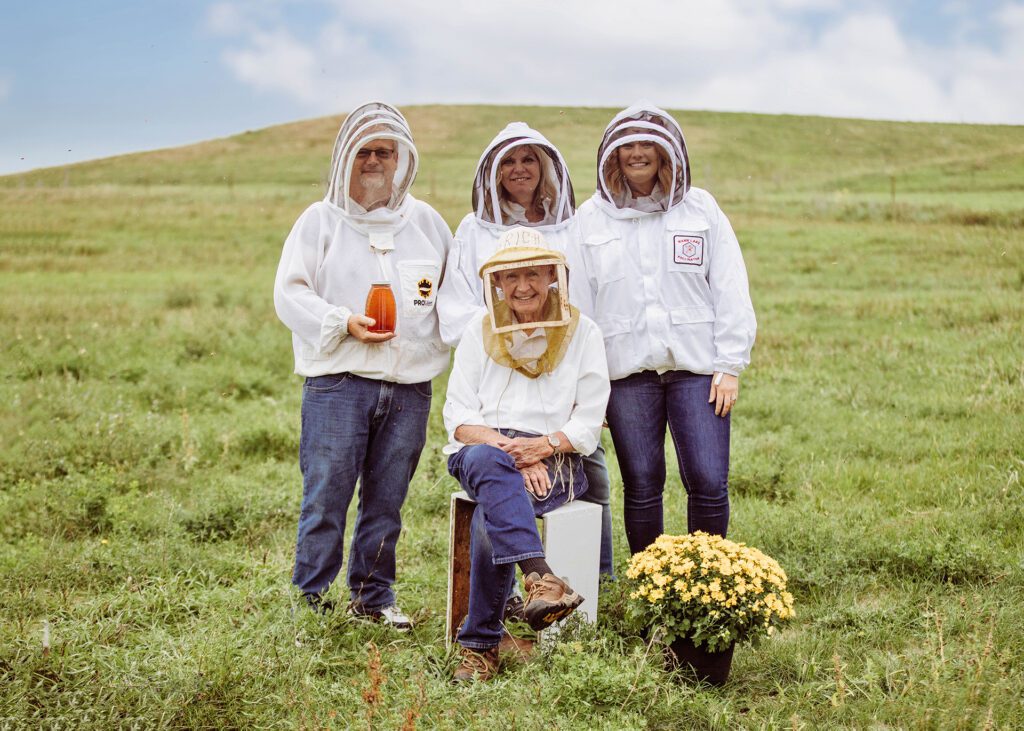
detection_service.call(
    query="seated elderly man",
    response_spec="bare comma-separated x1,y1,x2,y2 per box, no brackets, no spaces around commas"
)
442,227,610,682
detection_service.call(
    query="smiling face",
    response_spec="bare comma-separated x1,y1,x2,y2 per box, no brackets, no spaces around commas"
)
498,146,542,207
349,140,398,209
494,264,555,323
617,141,661,196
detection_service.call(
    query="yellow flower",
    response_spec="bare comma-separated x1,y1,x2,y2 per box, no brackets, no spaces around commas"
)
627,533,794,641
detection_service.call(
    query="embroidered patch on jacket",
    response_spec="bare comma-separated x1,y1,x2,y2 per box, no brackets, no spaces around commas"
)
672,234,704,266
417,278,433,299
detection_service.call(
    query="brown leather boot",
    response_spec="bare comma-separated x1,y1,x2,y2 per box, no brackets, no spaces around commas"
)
497,633,536,663
453,646,500,683
522,572,584,631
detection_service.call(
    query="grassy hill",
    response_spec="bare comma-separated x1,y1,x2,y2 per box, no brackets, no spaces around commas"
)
1,105,1022,728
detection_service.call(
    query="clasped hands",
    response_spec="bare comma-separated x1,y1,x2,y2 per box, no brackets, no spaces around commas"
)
493,435,554,499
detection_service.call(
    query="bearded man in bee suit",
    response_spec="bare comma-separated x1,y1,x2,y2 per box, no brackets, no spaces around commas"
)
274,102,453,627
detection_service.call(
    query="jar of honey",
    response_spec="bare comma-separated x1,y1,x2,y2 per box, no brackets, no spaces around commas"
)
365,282,396,333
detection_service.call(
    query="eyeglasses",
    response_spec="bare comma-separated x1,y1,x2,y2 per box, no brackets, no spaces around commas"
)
355,147,396,161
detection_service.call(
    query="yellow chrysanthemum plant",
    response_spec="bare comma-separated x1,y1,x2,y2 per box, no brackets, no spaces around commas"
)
625,532,795,653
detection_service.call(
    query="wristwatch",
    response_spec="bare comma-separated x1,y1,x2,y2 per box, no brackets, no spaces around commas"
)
546,434,561,453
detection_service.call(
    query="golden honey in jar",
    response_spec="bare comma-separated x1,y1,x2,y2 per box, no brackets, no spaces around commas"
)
365,282,396,333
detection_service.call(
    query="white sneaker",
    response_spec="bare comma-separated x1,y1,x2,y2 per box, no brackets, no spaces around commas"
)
350,603,413,631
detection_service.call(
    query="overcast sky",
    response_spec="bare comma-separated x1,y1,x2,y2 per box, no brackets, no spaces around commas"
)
2,0,1022,174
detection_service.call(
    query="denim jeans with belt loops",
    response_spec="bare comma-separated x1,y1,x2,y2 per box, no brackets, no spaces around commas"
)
448,432,587,650
605,370,731,555
292,372,431,609
578,444,615,577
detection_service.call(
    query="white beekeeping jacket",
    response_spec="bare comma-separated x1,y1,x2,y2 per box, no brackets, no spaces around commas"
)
436,122,588,347
273,101,453,384
575,101,756,380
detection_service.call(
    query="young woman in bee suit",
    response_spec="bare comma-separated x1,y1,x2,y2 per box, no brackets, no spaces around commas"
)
573,102,756,554
443,228,610,681
273,102,453,627
436,123,617,584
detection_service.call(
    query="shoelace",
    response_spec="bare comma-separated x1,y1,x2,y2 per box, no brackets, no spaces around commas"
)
460,650,495,674
526,576,561,603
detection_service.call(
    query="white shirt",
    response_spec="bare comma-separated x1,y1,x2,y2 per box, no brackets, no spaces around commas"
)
574,186,756,380
443,311,610,456
273,196,453,383
507,328,548,363
612,181,668,213
436,214,588,347
499,198,557,226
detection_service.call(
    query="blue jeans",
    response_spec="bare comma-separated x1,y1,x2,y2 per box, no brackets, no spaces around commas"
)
605,370,730,555
578,445,615,577
293,372,431,609
448,437,586,650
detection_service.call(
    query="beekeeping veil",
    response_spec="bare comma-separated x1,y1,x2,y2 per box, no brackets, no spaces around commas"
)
472,123,575,228
595,101,690,217
324,101,419,276
479,227,579,379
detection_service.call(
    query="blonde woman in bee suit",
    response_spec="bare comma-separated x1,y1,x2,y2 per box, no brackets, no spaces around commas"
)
573,102,756,555
274,102,453,627
443,229,610,681
437,123,616,585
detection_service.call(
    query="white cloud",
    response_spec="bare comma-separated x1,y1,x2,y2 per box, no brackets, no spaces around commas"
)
204,0,1024,124
204,2,248,35
763,0,844,10
692,13,956,121
995,0,1024,50
222,30,324,105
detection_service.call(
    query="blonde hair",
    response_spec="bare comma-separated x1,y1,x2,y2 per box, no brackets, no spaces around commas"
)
604,144,674,200
489,143,558,225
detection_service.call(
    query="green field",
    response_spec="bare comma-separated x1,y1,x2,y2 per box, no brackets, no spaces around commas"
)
2,105,1022,729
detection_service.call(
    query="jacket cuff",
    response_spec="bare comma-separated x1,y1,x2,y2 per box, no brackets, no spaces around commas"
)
712,363,743,377
560,423,596,457
318,306,352,355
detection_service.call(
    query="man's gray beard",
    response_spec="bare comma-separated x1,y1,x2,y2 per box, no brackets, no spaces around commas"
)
357,174,389,208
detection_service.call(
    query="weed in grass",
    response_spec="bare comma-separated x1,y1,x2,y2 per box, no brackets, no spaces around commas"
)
182,503,243,543
236,426,297,461
362,641,385,728
165,286,200,309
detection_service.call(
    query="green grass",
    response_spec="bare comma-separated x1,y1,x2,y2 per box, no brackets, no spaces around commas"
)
2,105,1023,729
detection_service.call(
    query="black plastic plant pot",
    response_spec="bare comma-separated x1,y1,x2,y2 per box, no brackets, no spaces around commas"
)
666,636,735,686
